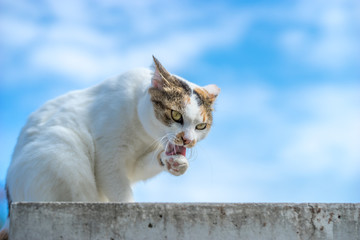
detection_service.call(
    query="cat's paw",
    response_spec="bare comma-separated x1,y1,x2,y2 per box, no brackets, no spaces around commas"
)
162,154,188,176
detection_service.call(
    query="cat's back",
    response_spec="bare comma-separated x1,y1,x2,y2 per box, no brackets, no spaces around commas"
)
92,67,152,99
11,86,94,163
21,68,151,128
12,68,153,155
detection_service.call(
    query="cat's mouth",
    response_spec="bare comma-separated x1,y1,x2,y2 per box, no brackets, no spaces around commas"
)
165,142,186,157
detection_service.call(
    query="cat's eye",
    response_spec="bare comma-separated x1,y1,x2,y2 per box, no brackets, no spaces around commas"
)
196,123,207,130
171,110,183,123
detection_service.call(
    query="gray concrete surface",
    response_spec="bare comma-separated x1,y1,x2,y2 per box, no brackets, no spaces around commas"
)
9,202,360,240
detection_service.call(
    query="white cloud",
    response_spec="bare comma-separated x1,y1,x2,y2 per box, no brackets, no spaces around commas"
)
217,85,274,119
279,0,360,69
28,23,122,83
31,45,116,82
30,21,247,84
1,0,249,84
45,24,116,49
280,86,360,178
0,16,40,46
47,0,91,24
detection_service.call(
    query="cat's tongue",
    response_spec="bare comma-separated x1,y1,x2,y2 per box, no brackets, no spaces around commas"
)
165,143,186,157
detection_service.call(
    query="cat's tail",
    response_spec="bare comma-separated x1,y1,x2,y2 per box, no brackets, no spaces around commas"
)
0,219,9,240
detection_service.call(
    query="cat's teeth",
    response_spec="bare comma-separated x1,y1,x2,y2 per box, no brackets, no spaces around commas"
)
177,145,186,157
165,143,175,156
165,143,186,157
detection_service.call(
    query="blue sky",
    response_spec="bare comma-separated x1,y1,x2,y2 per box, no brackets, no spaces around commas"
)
1,0,359,226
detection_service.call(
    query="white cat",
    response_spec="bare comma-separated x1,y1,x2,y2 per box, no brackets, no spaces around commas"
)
0,56,220,239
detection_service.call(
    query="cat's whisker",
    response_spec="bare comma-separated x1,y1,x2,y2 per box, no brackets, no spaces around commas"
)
149,134,169,162
152,134,169,149
188,147,193,159
167,134,177,153
147,138,161,151
159,135,169,146
163,134,173,151
187,147,192,159
145,134,167,164
188,147,198,162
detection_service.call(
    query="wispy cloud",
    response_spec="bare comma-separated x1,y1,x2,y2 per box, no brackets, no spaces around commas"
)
279,0,360,70
280,86,360,178
1,0,249,84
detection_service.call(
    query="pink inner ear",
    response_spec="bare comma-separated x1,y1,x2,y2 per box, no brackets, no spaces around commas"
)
152,56,172,90
204,84,220,98
152,68,164,89
152,77,162,89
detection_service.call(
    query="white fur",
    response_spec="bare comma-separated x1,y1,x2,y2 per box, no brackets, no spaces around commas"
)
6,67,214,205
182,95,203,142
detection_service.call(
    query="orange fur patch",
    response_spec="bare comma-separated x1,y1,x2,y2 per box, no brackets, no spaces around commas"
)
175,131,185,145
176,131,185,139
186,139,196,148
200,106,207,122
175,131,197,148
193,87,215,126
194,87,217,103
194,87,208,100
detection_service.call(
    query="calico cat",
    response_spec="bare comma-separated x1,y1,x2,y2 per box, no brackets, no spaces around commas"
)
0,56,220,239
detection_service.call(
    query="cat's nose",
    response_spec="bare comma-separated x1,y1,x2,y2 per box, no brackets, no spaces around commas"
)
181,136,191,145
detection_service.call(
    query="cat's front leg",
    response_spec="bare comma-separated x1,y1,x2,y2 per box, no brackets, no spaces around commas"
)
96,158,134,202
159,151,188,176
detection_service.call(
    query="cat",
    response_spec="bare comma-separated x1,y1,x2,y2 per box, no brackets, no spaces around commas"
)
0,56,220,239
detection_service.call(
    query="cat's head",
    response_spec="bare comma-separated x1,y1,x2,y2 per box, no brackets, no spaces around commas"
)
148,56,220,156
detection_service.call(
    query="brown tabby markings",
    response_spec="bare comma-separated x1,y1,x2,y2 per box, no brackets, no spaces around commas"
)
175,131,196,147
149,78,191,126
149,82,215,127
193,87,215,125
149,56,215,129
200,107,207,122
175,131,185,145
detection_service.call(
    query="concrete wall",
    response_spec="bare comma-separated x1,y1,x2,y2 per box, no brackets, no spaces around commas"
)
9,202,360,240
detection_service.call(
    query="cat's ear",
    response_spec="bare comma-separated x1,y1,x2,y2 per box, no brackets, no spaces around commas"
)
203,84,220,103
152,56,172,89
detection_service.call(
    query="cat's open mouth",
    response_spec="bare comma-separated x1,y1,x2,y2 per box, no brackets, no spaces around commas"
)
165,143,186,157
